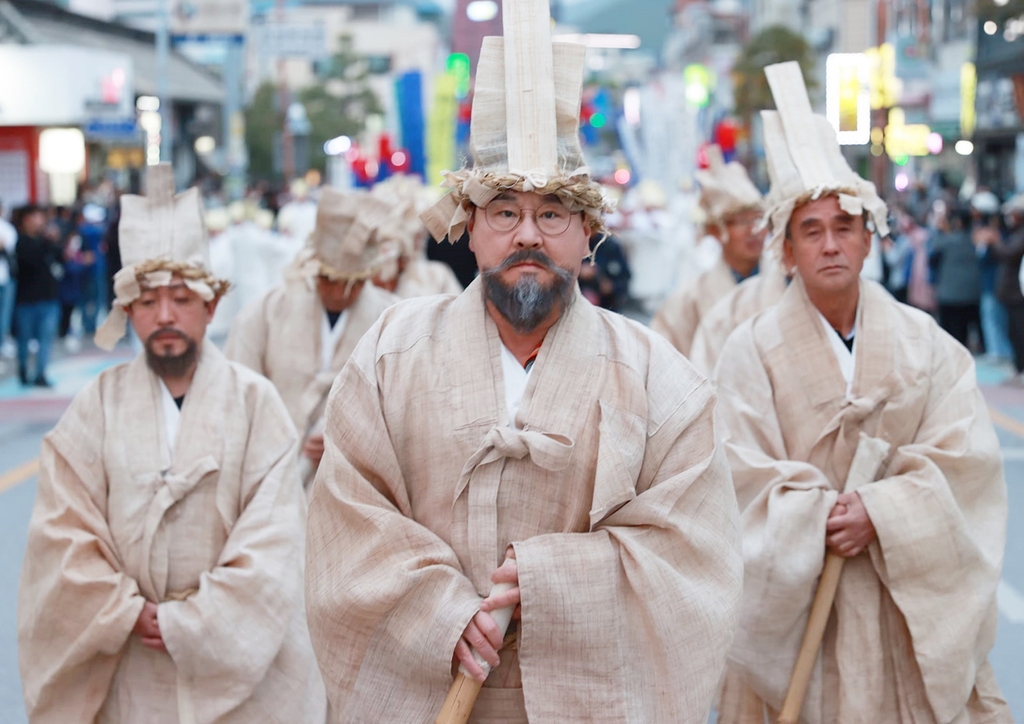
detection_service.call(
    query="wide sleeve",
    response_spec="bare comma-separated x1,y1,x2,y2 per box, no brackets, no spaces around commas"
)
157,384,308,723
513,368,743,723
17,384,147,723
855,341,1006,722
712,325,839,697
223,295,268,373
304,332,482,721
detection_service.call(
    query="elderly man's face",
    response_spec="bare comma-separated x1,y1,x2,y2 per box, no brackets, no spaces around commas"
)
127,276,217,378
783,195,871,299
316,277,364,313
468,190,591,333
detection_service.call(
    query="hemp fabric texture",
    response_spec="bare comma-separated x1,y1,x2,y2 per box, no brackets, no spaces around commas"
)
305,279,744,723
17,344,326,723
713,277,1009,723
651,257,738,356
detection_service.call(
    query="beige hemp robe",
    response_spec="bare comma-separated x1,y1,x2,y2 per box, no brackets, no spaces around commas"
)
225,279,397,435
689,266,787,376
651,257,737,356
18,344,326,724
714,276,1009,724
305,278,744,723
395,257,464,298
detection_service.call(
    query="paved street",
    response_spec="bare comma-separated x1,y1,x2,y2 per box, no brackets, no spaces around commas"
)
0,348,1022,723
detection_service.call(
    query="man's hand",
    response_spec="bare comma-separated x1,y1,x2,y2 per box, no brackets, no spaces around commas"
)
480,554,520,615
454,611,503,682
303,433,325,468
133,600,166,652
826,491,877,558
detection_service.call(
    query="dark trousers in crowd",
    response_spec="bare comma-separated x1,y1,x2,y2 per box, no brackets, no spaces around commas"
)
1006,302,1024,373
938,303,983,353
15,300,59,384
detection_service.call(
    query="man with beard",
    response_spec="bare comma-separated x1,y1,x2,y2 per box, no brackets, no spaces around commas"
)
225,187,399,484
303,4,742,723
713,63,1008,723
17,164,326,724
652,145,766,357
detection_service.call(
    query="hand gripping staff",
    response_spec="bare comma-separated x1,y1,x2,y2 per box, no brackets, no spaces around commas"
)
434,582,517,724
777,433,890,724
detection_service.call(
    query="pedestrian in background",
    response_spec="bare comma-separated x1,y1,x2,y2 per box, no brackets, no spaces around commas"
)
14,205,62,387
930,203,982,351
995,195,1024,384
0,196,17,363
972,192,1013,363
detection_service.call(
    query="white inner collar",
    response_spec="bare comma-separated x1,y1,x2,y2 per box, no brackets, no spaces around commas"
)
499,344,533,429
158,378,181,464
816,310,857,396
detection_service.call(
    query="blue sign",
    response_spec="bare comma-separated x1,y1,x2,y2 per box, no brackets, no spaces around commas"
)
84,119,139,141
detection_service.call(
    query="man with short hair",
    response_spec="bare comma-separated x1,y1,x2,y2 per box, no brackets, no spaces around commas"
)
713,62,1009,723
13,204,62,387
303,6,742,723
651,145,765,356
225,187,399,480
17,165,326,723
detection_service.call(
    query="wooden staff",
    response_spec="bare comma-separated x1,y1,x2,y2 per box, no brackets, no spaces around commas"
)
435,582,517,724
777,435,890,724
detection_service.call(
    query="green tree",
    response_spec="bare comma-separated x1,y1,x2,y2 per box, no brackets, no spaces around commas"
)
300,37,383,175
244,35,383,180
245,82,279,180
732,25,817,128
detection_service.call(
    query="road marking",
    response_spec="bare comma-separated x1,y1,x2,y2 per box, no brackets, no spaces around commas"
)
998,579,1024,624
0,457,39,494
989,406,1024,441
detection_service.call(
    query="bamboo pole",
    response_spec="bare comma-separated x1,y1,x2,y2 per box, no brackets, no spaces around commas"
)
776,434,890,724
435,582,516,724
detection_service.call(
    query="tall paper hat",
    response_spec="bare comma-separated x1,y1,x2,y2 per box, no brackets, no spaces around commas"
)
694,145,763,225
370,175,431,269
420,0,613,243
95,164,229,350
294,187,401,283
761,61,889,253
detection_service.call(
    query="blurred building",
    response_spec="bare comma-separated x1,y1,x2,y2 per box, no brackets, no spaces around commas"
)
974,9,1024,197
0,0,223,204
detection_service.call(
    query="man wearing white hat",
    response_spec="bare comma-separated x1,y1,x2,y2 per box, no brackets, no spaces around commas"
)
17,165,326,724
713,62,1009,723
651,145,766,357
225,187,399,481
369,175,464,298
303,2,742,722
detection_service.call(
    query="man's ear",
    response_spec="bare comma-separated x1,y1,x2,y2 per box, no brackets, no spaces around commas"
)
205,297,220,321
466,209,476,253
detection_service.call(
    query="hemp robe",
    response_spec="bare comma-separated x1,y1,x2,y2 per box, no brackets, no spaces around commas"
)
305,278,743,724
714,277,1009,724
17,344,326,724
395,257,464,298
690,267,787,376
651,257,736,356
225,279,397,435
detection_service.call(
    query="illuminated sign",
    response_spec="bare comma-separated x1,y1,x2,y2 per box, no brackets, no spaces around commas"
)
885,108,932,157
865,43,901,110
826,53,870,145
960,62,976,137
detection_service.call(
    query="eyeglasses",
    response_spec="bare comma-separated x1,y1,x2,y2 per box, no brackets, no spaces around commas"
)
482,198,575,236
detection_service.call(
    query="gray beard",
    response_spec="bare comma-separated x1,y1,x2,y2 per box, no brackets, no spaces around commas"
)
482,250,576,334
144,328,199,379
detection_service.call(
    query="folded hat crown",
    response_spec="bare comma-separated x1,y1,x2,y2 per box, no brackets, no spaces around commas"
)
118,163,209,269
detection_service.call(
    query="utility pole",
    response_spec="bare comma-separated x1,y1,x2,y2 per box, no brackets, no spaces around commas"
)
276,0,294,181
157,0,172,166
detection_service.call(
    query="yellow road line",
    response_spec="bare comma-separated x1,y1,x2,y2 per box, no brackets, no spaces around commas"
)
0,457,39,495
989,406,1024,441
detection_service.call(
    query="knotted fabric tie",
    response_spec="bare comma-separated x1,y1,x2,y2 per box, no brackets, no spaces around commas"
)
138,455,220,601
453,426,574,593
